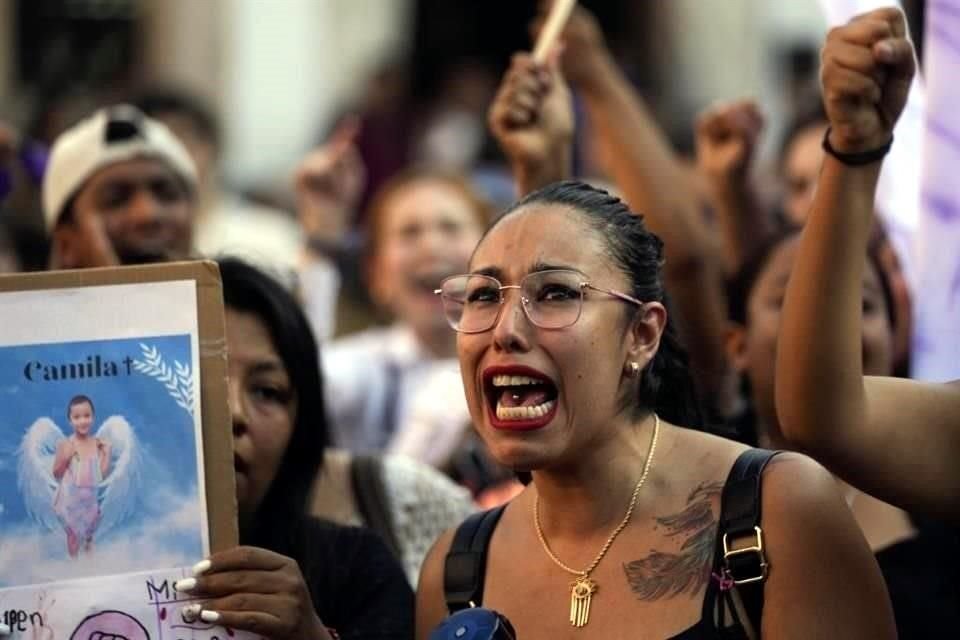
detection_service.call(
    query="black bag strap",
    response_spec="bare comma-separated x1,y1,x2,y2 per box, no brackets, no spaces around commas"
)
716,448,781,634
350,454,403,561
443,505,507,612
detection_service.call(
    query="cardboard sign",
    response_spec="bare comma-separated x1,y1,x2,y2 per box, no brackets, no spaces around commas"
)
0,261,246,639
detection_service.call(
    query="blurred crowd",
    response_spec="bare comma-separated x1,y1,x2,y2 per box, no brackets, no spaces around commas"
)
0,2,958,640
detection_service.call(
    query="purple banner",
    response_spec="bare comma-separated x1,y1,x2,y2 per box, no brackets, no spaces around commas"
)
914,1,960,380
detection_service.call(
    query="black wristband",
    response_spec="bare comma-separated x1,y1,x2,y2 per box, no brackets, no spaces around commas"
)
822,127,893,166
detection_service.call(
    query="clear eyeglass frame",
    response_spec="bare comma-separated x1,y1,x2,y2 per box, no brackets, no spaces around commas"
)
434,269,645,334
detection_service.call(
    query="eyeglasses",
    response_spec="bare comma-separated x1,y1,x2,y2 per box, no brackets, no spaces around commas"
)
435,269,645,333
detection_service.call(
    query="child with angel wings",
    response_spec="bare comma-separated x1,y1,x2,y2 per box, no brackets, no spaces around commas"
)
17,394,142,558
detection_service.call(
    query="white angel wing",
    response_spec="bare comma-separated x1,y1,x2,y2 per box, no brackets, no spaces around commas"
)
16,417,67,532
95,415,144,536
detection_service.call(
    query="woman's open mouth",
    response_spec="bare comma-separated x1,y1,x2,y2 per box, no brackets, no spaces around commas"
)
483,365,559,431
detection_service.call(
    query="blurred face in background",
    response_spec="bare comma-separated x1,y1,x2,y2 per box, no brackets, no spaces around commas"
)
52,157,193,268
368,177,485,341
730,236,893,438
782,121,827,225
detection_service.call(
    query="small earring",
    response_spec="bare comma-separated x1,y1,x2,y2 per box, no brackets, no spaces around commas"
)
626,362,641,377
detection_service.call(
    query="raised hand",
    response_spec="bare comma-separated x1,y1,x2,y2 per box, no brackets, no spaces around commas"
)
295,116,366,244
820,7,916,153
178,547,331,640
488,50,573,189
695,100,765,185
694,99,770,273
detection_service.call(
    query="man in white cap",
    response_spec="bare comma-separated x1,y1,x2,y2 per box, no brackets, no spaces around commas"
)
43,104,198,268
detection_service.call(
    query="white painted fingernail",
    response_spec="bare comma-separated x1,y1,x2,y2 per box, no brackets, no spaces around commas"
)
200,610,221,623
0,622,10,635
192,559,212,576
175,577,197,592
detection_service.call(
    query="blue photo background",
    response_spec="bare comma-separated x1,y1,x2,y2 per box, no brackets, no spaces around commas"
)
0,334,205,588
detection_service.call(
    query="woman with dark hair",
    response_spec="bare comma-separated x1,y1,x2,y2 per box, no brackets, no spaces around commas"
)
725,227,959,636
173,258,413,640
724,226,895,448
777,10,960,526
416,181,894,639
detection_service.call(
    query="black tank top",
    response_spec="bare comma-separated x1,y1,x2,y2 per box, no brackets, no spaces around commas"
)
443,449,780,639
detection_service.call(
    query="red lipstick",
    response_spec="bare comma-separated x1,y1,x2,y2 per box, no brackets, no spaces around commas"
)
482,364,559,431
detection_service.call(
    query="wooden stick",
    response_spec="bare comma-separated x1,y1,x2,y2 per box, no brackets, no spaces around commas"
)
532,0,577,63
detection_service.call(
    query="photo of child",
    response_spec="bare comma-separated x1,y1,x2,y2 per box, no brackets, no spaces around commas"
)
52,395,114,558
0,334,206,589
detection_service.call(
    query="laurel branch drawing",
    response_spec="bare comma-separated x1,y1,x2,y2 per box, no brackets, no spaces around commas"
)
132,343,196,417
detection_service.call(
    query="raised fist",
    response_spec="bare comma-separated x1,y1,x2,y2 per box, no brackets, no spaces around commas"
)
488,50,573,170
695,99,765,184
820,7,916,153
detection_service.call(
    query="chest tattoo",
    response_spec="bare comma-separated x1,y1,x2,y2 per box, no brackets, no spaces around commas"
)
623,481,723,601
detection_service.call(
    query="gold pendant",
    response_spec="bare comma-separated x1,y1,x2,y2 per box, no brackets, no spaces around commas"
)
569,576,597,627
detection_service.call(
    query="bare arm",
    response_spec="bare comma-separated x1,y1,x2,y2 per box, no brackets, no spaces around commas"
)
775,9,960,522
295,117,365,250
561,14,728,406
294,118,365,341
488,50,574,196
52,439,73,480
694,100,774,274
760,454,896,638
415,528,456,640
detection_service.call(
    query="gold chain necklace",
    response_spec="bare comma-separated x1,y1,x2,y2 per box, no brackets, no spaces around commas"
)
534,414,660,628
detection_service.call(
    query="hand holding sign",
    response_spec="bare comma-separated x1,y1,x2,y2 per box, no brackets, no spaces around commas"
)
177,547,332,640
821,7,915,154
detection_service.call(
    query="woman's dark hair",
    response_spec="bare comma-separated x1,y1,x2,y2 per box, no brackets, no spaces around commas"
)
724,226,896,446
494,180,704,429
218,258,328,550
726,225,801,325
67,394,94,420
